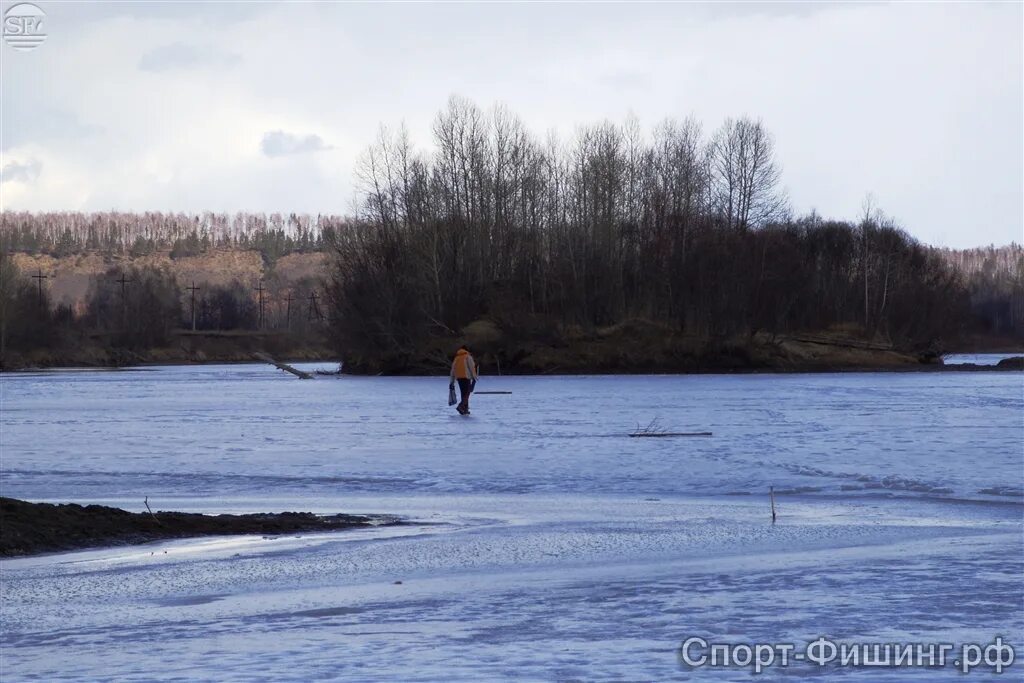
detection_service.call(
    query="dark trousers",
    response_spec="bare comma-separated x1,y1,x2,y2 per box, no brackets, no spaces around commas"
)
457,378,473,407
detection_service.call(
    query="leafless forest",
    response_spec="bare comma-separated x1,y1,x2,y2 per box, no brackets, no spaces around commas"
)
1,98,1021,369
935,245,1024,339
0,210,336,259
325,98,1018,369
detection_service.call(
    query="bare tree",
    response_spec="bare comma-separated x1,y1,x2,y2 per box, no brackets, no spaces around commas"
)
707,117,788,230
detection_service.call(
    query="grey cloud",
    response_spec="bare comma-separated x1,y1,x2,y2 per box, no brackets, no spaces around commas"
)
260,131,332,158
1,159,42,183
1,108,103,151
138,43,240,72
599,70,650,91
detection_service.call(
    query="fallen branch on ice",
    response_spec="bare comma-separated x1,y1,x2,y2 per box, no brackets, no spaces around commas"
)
628,418,711,438
254,351,314,379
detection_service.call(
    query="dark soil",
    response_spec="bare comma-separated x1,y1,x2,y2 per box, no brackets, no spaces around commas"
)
0,497,399,557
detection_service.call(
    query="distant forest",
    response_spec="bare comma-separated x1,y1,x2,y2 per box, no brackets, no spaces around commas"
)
1,97,1021,369
934,245,1024,339
0,211,344,262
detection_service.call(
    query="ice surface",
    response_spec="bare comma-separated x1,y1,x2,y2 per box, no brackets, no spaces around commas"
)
944,353,1021,366
1,366,1021,680
2,365,1022,503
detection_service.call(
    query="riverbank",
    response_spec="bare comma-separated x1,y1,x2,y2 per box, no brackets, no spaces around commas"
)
338,321,1022,375
0,498,400,557
2,350,1020,375
2,321,1020,374
0,328,335,372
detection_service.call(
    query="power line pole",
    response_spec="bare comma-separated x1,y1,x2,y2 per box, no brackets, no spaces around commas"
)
254,280,265,329
30,269,48,313
307,291,322,322
186,281,201,331
116,273,132,328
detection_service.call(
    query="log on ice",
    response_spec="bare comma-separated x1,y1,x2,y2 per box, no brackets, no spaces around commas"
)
254,352,314,379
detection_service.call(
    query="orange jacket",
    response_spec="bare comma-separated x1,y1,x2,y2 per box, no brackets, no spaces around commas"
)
450,348,478,381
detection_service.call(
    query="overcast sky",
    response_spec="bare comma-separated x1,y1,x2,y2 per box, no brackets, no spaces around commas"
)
1,1,1020,248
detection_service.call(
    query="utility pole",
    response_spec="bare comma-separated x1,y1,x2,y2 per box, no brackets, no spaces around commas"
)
307,291,322,322
30,269,48,314
186,281,201,331
254,280,265,330
285,292,294,330
116,273,132,328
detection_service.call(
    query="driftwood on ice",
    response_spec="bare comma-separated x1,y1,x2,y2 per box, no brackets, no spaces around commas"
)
253,352,314,379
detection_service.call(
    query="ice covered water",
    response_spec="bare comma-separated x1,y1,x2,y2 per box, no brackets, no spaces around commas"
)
3,365,1022,503
944,352,1021,366
1,365,1022,681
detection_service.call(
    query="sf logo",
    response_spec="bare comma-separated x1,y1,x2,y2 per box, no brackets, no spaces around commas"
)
3,3,47,51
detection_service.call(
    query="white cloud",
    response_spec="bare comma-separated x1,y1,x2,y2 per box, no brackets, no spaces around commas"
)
0,107,102,151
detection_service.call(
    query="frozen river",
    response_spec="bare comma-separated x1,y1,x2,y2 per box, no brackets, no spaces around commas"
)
1,365,1022,680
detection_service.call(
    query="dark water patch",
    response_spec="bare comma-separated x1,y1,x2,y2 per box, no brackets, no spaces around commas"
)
781,463,955,496
772,486,824,494
154,594,227,607
291,606,367,618
0,469,425,497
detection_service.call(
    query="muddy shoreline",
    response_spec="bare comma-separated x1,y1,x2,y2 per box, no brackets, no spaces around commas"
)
0,498,402,558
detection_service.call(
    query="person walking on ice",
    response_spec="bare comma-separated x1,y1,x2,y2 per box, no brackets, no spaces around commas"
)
450,345,478,415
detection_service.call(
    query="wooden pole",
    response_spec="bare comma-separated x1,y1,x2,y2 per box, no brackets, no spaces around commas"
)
30,268,48,313
144,496,163,527
770,486,777,523
254,280,265,329
116,273,132,328
187,281,200,331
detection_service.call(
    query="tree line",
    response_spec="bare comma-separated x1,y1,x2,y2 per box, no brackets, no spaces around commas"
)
0,211,346,262
935,244,1024,338
325,97,977,368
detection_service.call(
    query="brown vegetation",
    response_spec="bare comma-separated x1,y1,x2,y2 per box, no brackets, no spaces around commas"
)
8,248,325,314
